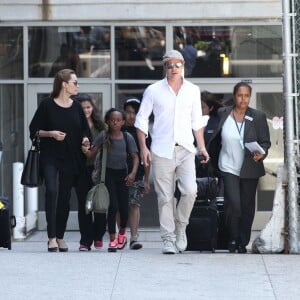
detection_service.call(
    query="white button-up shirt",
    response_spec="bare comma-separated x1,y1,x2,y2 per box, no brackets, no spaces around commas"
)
135,77,206,159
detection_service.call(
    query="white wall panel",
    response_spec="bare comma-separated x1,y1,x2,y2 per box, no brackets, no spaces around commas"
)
0,0,281,22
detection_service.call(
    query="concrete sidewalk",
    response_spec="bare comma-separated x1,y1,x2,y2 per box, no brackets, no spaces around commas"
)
1,229,299,300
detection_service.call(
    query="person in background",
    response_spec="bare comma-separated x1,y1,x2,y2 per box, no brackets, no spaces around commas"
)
82,108,139,252
75,93,106,251
196,91,223,178
181,36,197,76
135,49,209,254
201,91,224,145
29,69,90,252
48,44,79,77
123,97,151,250
209,81,271,253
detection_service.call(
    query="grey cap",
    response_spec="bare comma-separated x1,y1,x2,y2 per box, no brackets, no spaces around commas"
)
162,50,184,63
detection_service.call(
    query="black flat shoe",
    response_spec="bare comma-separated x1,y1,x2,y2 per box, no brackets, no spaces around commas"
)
237,245,247,253
228,240,237,253
57,239,68,252
48,245,58,252
48,239,58,252
59,247,68,252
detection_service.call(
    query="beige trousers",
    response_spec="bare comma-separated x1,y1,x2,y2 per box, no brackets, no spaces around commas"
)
151,146,197,242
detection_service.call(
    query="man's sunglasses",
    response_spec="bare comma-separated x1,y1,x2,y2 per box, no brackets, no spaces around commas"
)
165,62,183,69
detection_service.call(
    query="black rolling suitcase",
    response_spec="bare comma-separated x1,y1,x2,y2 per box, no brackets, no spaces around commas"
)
177,162,220,252
186,199,218,252
0,197,16,250
185,167,219,252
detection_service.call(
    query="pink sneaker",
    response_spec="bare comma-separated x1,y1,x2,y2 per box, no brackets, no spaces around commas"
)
79,244,91,251
108,239,118,252
117,232,127,250
94,240,103,249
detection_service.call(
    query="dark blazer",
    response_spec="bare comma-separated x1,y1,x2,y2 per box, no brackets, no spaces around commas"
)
208,105,271,179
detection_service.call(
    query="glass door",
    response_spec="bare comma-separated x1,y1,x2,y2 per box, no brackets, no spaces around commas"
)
26,83,111,230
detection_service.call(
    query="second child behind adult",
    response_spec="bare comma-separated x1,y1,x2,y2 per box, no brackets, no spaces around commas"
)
123,98,151,250
75,93,106,251
82,108,139,252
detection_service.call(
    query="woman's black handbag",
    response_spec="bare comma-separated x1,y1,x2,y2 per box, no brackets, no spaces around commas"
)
21,132,42,187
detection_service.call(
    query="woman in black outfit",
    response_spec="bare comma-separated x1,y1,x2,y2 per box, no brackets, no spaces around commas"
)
209,82,271,253
29,69,90,252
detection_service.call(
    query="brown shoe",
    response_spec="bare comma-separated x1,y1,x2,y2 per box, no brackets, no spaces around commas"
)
48,238,58,252
56,239,68,252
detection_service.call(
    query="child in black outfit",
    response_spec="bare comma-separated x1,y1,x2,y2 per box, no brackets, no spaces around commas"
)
82,108,139,252
76,93,106,251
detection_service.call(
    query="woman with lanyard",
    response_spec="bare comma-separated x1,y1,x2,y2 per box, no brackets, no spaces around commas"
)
208,81,271,253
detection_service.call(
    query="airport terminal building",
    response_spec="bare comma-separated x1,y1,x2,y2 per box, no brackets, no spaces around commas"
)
0,0,283,233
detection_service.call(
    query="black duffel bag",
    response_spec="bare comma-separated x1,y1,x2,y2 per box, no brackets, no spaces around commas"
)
196,176,219,201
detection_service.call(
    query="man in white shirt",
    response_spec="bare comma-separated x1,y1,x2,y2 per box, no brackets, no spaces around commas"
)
135,49,209,254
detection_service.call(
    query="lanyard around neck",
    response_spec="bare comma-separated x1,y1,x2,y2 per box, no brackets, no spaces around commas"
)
232,111,245,137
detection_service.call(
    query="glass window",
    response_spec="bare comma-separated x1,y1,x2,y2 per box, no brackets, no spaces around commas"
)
29,26,111,78
115,26,166,79
0,85,24,200
173,25,282,78
0,27,23,79
116,83,149,109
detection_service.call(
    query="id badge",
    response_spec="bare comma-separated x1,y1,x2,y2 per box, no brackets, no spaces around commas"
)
240,139,244,150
